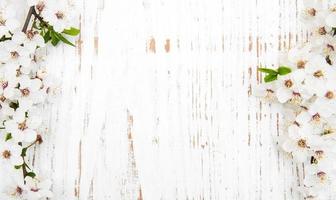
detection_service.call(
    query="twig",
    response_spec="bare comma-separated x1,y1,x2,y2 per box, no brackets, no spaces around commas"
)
22,6,35,33
31,8,44,23
21,139,39,181
22,157,28,181
31,8,49,29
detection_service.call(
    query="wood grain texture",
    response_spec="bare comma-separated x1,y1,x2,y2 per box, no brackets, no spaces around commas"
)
30,0,311,199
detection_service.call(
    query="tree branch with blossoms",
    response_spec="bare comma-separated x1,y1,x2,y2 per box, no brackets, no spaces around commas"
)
0,0,79,199
255,0,336,199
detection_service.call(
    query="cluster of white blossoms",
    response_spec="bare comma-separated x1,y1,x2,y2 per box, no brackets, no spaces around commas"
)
27,0,76,32
255,0,336,199
0,0,79,199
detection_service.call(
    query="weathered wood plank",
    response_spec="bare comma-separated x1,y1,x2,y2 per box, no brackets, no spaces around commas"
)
32,0,309,199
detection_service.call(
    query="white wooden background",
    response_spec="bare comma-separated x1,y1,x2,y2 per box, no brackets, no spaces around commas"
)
30,0,310,199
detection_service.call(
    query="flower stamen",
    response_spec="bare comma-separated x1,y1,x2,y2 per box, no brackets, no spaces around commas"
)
2,150,10,159
10,51,19,59
313,70,323,78
325,91,334,99
15,186,23,195
317,171,327,182
307,8,316,16
312,113,321,122
20,88,30,97
18,121,27,131
318,27,327,35
55,11,64,19
284,80,293,88
36,2,45,12
297,60,306,69
297,139,307,148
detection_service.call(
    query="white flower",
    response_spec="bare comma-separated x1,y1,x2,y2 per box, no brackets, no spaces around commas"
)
281,123,321,162
295,110,324,133
12,31,45,53
0,40,32,69
42,1,72,32
275,70,308,103
287,45,314,70
317,116,336,140
4,109,40,143
43,75,61,101
304,55,336,96
303,167,336,198
28,0,48,13
0,175,53,200
309,97,336,118
301,0,327,28
0,1,20,37
0,78,19,100
0,102,15,121
253,82,276,101
29,48,47,76
0,141,23,166
25,177,53,199
17,76,43,106
325,11,336,28
309,149,336,170
0,172,27,200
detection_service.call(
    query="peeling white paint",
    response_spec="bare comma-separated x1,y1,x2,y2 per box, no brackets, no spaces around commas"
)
31,0,310,199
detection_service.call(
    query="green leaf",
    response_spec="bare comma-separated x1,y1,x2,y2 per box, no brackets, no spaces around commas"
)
21,148,27,157
264,74,278,83
5,133,12,141
26,172,36,178
42,30,51,43
55,32,76,47
277,66,292,75
258,68,278,75
63,27,80,36
50,31,60,46
14,165,22,169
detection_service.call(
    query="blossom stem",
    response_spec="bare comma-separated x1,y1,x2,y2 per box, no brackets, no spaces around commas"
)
20,138,40,181
21,157,28,181
25,139,39,149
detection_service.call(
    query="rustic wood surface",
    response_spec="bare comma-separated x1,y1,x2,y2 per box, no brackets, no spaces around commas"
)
30,0,310,199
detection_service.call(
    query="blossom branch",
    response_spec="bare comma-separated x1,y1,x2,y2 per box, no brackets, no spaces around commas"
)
255,1,336,198
0,1,79,198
